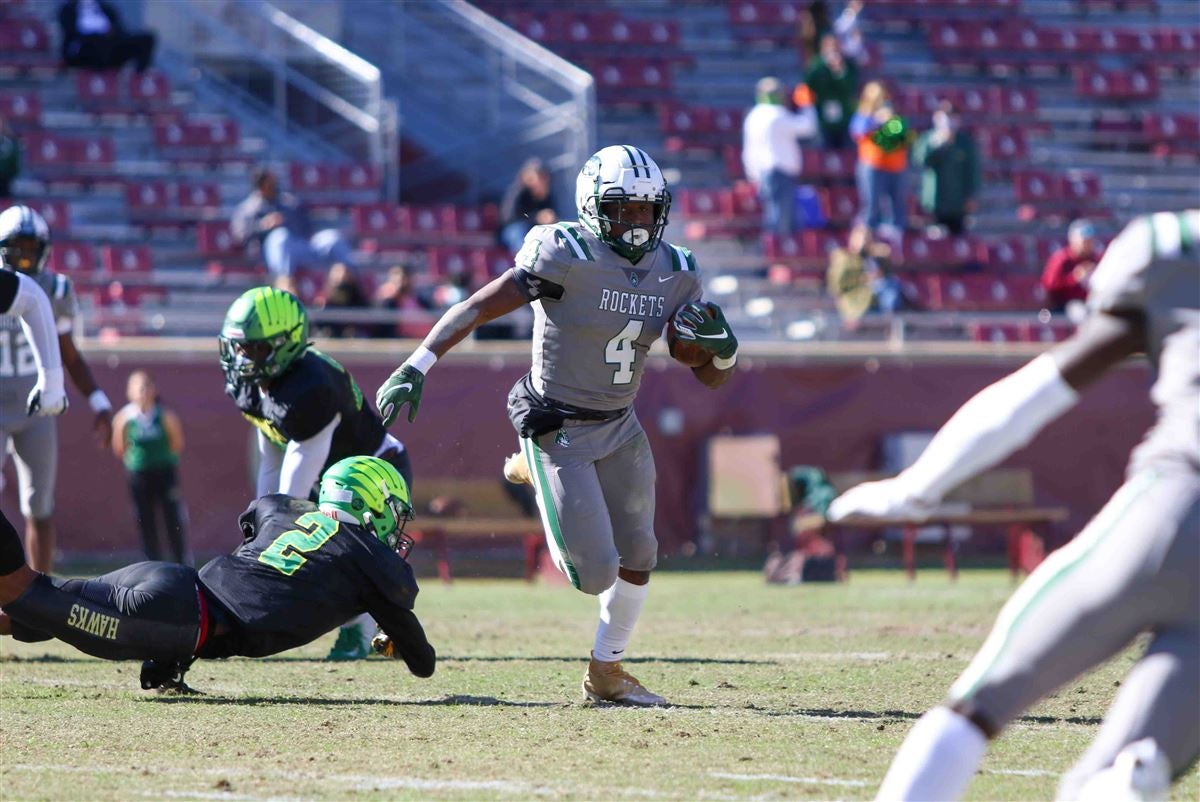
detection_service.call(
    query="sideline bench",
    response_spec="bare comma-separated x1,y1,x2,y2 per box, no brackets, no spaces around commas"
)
407,478,543,582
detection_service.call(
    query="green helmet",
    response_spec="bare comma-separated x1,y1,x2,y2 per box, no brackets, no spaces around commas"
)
318,456,413,548
218,287,309,384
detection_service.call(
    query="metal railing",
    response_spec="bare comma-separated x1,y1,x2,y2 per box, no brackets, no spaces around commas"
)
148,0,396,193
348,0,593,205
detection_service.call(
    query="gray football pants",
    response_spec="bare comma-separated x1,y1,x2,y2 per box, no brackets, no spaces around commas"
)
1,414,57,518
520,411,658,595
946,466,1200,793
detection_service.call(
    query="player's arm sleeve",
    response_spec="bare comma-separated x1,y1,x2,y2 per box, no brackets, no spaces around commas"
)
789,106,818,140
509,225,572,302
1,271,63,375
256,430,284,498
278,413,339,498
367,590,436,677
1087,214,1158,314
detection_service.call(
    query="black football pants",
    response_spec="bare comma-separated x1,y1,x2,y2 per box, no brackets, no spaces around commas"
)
6,561,202,663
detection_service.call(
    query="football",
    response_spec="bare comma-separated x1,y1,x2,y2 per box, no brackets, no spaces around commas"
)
666,303,715,368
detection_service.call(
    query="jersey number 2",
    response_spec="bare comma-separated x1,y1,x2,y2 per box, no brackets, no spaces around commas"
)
605,319,643,385
0,329,37,378
258,512,340,576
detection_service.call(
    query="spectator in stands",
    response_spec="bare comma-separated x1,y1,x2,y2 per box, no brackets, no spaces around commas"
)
912,101,979,236
111,370,189,564
0,119,19,199
797,1,865,66
850,81,912,236
499,158,558,255
742,76,818,237
804,34,859,150
313,262,368,339
231,167,357,294
57,0,156,73
826,221,907,325
375,264,431,313
1041,218,1101,313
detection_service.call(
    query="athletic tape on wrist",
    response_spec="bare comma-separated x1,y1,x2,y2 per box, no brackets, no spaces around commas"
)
88,389,112,414
406,346,437,375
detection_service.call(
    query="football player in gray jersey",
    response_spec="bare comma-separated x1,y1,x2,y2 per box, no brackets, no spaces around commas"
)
377,146,739,705
0,205,113,571
830,210,1199,802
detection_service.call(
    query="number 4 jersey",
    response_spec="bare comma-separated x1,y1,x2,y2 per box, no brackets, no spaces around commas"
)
197,494,422,658
0,271,76,428
512,222,702,411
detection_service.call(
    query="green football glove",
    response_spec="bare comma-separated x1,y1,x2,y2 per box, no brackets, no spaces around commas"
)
673,301,738,360
376,364,425,427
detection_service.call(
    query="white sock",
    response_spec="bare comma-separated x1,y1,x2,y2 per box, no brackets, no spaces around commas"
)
875,707,987,802
592,578,649,662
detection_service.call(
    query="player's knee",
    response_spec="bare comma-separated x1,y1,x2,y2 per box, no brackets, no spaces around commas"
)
574,558,619,596
620,531,658,574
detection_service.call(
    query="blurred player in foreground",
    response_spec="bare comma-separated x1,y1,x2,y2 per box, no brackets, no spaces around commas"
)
830,210,1199,801
0,205,112,571
377,146,739,705
0,456,435,691
220,286,413,660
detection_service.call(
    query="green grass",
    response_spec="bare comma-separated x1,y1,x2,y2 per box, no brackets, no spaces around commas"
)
1,570,1196,801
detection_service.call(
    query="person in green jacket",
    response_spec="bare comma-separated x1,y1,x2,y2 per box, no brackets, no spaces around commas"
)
112,370,190,563
913,101,980,236
804,34,859,150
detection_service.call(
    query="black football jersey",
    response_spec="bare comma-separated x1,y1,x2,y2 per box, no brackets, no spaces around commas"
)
197,495,422,659
228,348,386,468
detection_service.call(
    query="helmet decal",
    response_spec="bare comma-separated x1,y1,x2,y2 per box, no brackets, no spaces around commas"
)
218,286,310,384
318,456,413,548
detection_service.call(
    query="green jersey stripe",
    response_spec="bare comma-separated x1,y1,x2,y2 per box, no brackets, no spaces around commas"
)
951,470,1159,701
669,245,683,272
562,224,595,261
552,223,586,260
523,437,580,589
1177,212,1194,254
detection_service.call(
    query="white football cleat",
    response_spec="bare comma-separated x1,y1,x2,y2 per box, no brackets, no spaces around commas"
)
582,653,667,706
503,452,532,486
1073,739,1170,802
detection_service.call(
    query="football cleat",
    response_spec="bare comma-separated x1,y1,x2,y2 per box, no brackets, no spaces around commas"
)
326,622,371,661
582,653,667,706
140,657,196,693
503,452,532,486
1074,739,1169,802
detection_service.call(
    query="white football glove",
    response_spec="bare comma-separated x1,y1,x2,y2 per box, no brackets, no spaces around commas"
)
826,478,938,523
27,368,68,417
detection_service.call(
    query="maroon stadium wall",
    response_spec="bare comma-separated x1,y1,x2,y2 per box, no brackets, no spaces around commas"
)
1,344,1154,562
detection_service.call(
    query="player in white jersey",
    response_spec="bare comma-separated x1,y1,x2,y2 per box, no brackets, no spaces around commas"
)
0,205,113,571
829,210,1199,801
377,146,740,704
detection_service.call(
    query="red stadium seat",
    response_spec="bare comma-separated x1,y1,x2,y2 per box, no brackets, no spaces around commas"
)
48,241,94,275
0,90,39,125
100,245,153,274
289,162,336,193
336,163,380,191
442,205,498,236
73,136,115,168
24,199,68,233
425,246,482,279
984,237,1027,270
351,203,400,237
125,181,171,215
196,221,242,256
176,182,221,210
0,17,49,53
24,132,69,170
75,71,120,108
678,188,723,218
127,71,170,107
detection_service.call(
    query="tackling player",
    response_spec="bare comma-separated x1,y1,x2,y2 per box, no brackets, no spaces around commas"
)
0,205,112,572
376,146,740,705
220,286,414,660
829,210,1199,801
0,456,435,690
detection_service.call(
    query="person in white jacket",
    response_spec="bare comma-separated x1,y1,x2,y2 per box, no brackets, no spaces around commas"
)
742,76,817,237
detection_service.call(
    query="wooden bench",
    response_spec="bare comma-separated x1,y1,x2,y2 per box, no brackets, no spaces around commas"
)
821,469,1069,580
407,478,543,582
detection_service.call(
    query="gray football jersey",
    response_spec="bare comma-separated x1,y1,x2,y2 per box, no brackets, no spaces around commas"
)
1088,209,1199,472
0,271,77,424
513,222,703,411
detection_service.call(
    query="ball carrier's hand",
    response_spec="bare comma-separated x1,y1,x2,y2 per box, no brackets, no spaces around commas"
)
376,364,425,426
673,301,738,361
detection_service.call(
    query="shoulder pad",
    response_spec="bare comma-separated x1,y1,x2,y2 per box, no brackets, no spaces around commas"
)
664,242,699,274
539,222,596,262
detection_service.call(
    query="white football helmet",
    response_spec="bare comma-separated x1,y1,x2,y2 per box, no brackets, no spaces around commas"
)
0,205,51,274
575,145,671,261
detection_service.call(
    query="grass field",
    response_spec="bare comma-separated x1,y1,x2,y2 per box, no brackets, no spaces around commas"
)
2,569,1196,801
